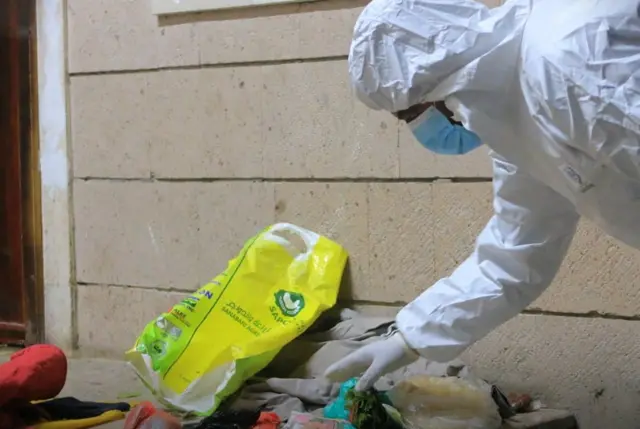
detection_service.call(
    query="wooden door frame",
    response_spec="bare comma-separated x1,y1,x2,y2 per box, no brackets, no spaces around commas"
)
0,0,44,345
19,0,45,345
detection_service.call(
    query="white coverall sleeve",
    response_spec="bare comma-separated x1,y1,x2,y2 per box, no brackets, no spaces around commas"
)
396,154,580,362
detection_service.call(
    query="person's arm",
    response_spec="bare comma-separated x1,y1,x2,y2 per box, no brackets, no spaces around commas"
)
397,154,580,362
325,153,580,390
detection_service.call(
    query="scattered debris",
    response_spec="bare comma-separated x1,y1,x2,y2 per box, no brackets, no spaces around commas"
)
345,388,404,429
183,409,262,429
508,393,533,413
286,412,351,429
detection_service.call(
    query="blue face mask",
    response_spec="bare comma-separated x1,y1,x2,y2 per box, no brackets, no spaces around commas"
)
409,106,483,155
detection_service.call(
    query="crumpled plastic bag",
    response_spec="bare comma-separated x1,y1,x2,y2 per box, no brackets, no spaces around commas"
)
386,375,502,429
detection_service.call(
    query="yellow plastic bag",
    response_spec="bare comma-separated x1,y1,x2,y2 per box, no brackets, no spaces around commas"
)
126,223,348,416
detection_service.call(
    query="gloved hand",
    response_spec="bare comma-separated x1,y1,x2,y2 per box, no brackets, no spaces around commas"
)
323,333,419,391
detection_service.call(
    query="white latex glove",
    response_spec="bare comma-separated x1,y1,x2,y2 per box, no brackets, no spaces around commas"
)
323,333,419,391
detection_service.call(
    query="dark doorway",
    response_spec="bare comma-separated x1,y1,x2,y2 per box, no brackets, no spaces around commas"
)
0,0,44,345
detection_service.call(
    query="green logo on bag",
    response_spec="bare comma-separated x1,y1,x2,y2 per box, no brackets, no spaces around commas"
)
150,340,166,357
275,290,305,317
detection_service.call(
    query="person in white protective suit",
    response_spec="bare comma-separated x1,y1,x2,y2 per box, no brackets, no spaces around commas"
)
324,0,640,391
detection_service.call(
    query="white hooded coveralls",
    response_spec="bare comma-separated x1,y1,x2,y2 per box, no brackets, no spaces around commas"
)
349,0,640,362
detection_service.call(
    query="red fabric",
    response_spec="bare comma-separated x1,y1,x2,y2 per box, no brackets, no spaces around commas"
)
123,401,156,429
0,344,67,406
123,401,181,429
0,344,67,429
252,412,280,429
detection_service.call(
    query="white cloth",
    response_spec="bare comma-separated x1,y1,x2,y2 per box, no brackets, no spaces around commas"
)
350,0,640,362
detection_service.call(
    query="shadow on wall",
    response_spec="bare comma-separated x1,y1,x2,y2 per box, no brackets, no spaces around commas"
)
158,0,370,25
339,261,354,300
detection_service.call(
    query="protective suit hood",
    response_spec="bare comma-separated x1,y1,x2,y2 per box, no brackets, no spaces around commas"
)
348,0,530,112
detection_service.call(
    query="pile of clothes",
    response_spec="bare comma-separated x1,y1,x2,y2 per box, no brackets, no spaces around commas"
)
1,310,579,429
202,309,579,429
0,344,133,428
181,410,280,429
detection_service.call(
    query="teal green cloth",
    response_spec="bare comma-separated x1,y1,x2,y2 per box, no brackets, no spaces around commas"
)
323,378,357,428
323,378,395,429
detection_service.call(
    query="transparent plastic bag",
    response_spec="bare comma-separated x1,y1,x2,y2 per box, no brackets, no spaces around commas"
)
386,375,502,429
